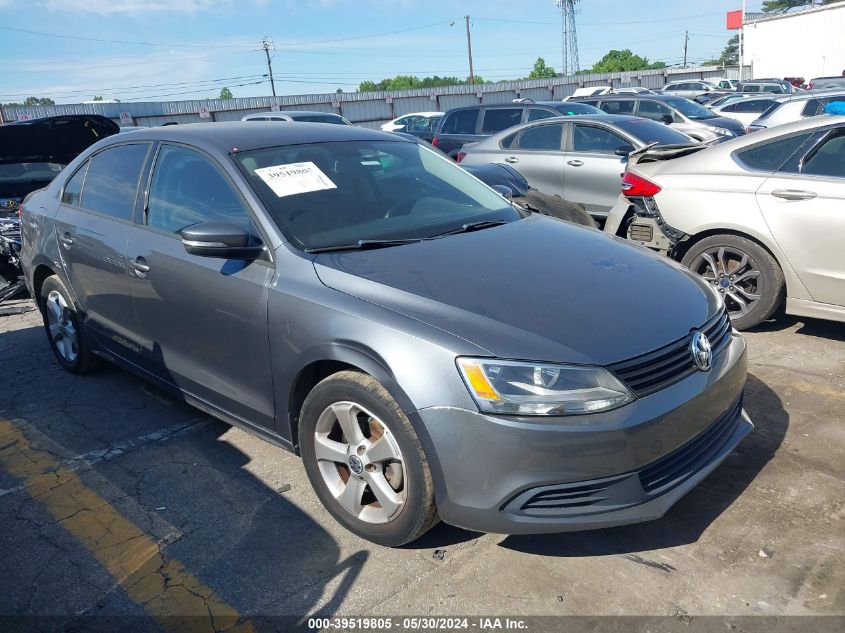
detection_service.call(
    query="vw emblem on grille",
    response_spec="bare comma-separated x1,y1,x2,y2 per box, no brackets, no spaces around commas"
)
690,331,712,372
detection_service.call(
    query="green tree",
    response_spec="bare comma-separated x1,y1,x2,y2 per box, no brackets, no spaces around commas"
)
357,74,484,92
3,97,56,107
590,49,666,73
720,34,740,66
336,88,343,93
762,0,835,12
92,95,104,101
218,87,233,100
527,57,557,79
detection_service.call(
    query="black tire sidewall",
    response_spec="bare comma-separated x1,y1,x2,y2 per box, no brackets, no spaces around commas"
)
682,235,784,330
299,373,434,546
39,276,93,374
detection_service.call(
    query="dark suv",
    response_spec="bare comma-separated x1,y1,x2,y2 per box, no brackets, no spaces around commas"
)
572,94,745,142
432,101,600,158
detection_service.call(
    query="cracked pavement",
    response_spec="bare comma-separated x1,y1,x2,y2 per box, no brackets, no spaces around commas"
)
0,298,843,628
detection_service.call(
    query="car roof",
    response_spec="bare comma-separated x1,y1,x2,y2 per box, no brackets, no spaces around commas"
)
245,110,344,118
110,121,402,154
485,113,654,137
577,94,679,102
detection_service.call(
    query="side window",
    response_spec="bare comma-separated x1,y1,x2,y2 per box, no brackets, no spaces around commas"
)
745,85,761,92
637,101,673,122
572,125,627,154
440,109,478,134
500,131,519,149
734,132,814,172
527,108,557,122
801,130,845,178
480,108,522,133
721,103,740,113
801,99,823,117
732,100,775,113
81,144,149,221
515,124,564,151
146,145,252,234
61,161,88,206
599,100,635,115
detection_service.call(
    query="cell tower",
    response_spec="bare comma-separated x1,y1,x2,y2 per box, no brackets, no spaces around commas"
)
554,0,580,76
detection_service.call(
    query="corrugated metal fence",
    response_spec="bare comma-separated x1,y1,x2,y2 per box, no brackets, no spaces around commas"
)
1,65,739,128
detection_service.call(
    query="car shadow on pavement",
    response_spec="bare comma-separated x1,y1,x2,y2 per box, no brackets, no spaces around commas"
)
0,323,367,622
497,373,787,557
750,313,845,342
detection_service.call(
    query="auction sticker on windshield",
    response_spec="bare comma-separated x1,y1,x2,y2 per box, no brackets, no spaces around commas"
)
255,162,337,198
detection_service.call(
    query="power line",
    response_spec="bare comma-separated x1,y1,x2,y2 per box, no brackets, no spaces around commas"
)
0,25,258,48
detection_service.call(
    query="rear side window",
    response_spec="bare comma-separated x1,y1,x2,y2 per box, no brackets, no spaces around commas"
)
730,100,776,113
527,108,557,121
440,109,478,135
146,144,252,234
734,132,814,172
61,162,88,206
801,99,823,117
516,124,564,150
744,85,761,93
481,108,522,133
637,101,674,122
599,100,635,115
81,144,149,220
572,125,626,154
801,130,845,178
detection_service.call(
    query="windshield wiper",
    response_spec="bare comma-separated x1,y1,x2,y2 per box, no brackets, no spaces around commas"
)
431,219,508,238
306,238,424,253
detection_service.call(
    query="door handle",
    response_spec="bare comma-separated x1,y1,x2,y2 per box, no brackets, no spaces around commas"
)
59,232,74,248
771,189,817,201
504,156,519,164
567,160,584,167
130,256,150,276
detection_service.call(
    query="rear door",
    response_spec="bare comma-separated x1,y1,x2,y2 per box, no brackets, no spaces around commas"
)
562,122,630,217
756,126,845,306
497,122,566,197
125,142,276,429
54,142,151,355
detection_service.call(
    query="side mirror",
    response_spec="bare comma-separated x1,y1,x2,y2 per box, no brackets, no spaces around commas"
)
660,114,674,125
615,144,635,157
491,184,513,200
180,222,265,260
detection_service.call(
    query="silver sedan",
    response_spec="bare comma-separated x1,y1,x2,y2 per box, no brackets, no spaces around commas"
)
459,114,696,219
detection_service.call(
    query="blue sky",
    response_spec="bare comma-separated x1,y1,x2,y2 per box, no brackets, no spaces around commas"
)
0,0,762,104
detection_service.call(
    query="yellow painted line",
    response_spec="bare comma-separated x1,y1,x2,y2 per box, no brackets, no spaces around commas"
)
790,381,845,401
0,418,253,633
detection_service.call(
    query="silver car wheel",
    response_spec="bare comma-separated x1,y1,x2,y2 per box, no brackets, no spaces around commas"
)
45,290,78,363
692,246,761,320
314,401,406,524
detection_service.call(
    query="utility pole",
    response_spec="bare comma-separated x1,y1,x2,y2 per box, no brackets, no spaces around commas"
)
683,29,689,67
464,15,475,84
262,37,276,97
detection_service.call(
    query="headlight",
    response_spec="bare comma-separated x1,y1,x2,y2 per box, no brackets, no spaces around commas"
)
712,127,734,137
457,358,634,416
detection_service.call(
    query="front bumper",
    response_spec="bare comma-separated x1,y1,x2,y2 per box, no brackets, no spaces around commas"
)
416,332,751,534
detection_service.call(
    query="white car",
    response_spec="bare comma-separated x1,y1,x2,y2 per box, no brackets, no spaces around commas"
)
380,112,443,132
747,90,845,131
710,96,780,127
605,114,845,330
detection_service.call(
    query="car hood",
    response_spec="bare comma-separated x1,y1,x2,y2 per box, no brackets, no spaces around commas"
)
313,214,719,365
0,114,119,164
703,115,746,133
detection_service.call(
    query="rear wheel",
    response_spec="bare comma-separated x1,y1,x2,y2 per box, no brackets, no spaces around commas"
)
39,275,97,374
681,234,784,330
299,370,438,546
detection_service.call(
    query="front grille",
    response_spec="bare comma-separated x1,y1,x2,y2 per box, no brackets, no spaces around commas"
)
519,475,628,512
639,396,743,495
609,307,731,397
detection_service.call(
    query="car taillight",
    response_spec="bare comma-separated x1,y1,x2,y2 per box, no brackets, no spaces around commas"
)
808,81,815,89
17,203,24,220
621,172,661,197
456,151,466,163
431,136,439,147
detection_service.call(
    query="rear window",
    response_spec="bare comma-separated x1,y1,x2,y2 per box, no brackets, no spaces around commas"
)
481,108,522,133
548,102,601,116
734,132,814,172
291,114,349,125
0,162,64,185
440,109,479,135
613,119,692,145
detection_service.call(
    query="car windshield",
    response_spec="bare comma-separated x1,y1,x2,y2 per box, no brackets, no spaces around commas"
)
0,161,64,184
234,140,519,251
551,103,602,115
664,97,717,120
613,119,693,145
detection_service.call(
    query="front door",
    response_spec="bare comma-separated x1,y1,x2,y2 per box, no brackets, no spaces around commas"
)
563,122,629,217
126,143,276,429
757,126,845,306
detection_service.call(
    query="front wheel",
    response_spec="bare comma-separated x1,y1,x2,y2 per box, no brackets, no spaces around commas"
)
681,234,784,330
298,371,439,546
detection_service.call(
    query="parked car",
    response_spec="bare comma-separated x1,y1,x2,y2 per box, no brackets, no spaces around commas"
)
241,111,351,125
747,90,845,131
808,76,845,90
660,80,720,99
735,80,797,95
572,94,746,142
398,116,441,144
713,78,739,90
21,122,752,545
605,115,845,329
706,94,755,109
0,114,120,294
613,87,655,95
432,101,601,158
380,111,443,133
710,97,779,127
459,114,696,219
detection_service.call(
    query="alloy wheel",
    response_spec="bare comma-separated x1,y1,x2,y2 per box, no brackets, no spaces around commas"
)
45,290,78,363
314,401,406,524
690,246,761,320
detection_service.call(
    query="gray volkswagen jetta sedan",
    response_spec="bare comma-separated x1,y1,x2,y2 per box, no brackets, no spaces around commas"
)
20,122,752,546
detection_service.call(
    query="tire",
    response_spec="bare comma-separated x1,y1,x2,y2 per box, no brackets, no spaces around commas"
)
39,275,98,374
681,234,785,330
298,370,439,546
